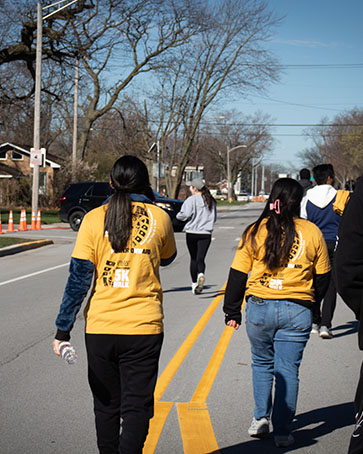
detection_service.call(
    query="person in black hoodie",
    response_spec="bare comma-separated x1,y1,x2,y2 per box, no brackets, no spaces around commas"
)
335,175,363,454
298,168,314,196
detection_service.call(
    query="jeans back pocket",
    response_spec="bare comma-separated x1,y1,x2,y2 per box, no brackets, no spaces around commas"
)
246,295,268,327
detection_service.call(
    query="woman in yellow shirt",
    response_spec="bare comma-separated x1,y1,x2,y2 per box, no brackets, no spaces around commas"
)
53,156,176,454
223,178,331,448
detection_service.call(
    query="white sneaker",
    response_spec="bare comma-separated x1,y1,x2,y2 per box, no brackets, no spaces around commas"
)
195,273,205,294
248,417,270,437
319,326,333,339
274,434,295,447
191,282,198,294
311,323,319,334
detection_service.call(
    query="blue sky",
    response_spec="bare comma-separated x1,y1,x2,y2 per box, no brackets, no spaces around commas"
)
225,0,363,169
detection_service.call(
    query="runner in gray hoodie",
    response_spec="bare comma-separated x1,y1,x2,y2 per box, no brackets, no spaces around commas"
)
176,178,216,294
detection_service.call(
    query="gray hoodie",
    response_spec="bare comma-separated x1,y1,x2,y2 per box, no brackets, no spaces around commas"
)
176,193,216,234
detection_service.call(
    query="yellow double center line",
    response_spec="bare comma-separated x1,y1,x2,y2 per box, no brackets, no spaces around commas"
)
143,284,238,453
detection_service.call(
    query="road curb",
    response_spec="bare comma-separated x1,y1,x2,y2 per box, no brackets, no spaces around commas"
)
0,239,54,257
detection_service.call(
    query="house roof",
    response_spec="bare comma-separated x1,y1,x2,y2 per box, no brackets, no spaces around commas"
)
0,142,61,168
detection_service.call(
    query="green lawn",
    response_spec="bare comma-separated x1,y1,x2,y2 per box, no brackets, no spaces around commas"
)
0,237,33,248
0,209,60,225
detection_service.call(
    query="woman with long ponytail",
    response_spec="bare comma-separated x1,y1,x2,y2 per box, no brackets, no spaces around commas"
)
176,178,217,294
53,155,176,454
223,178,331,448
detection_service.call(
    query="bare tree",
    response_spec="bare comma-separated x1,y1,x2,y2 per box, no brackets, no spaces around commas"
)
199,111,274,198
0,0,92,100
57,0,206,159
300,109,363,187
0,0,207,159
147,0,280,197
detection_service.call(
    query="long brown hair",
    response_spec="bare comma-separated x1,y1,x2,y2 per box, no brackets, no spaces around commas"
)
104,155,154,252
201,186,216,211
241,178,303,270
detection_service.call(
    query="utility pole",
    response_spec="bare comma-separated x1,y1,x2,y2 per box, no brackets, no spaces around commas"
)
156,140,160,192
31,2,42,216
72,58,79,178
227,144,247,203
251,159,254,196
261,165,265,194
31,0,78,216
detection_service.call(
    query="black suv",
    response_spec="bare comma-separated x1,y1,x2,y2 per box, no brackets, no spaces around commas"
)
58,182,186,232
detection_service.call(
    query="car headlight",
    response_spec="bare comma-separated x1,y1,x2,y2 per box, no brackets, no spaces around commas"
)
155,202,173,211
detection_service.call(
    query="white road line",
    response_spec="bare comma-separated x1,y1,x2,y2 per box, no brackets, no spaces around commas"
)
218,226,235,229
0,263,69,287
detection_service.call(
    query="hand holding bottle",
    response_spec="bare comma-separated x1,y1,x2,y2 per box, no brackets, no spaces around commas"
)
52,339,77,364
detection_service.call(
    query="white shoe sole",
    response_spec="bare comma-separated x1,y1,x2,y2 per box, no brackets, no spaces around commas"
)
195,274,205,294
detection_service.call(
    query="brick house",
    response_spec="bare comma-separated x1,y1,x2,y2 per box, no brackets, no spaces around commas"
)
0,142,61,204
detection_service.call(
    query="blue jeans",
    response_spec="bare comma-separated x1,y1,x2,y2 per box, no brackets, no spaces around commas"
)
246,296,312,436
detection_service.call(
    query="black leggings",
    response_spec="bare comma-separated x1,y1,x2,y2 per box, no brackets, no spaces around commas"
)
313,241,337,327
349,360,363,454
85,333,163,454
186,233,212,282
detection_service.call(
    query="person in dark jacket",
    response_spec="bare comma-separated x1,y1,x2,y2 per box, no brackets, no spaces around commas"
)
298,168,314,196
335,175,363,454
301,164,341,339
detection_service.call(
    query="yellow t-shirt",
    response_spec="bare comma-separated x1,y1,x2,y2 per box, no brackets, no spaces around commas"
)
231,218,331,302
72,202,176,335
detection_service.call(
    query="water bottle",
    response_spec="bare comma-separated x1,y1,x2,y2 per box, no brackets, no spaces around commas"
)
58,341,77,365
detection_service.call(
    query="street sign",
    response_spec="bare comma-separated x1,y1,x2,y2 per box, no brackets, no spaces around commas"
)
30,148,46,167
152,163,165,178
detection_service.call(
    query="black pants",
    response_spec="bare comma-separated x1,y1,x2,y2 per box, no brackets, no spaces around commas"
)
349,360,363,454
186,233,212,282
85,333,163,454
313,240,337,328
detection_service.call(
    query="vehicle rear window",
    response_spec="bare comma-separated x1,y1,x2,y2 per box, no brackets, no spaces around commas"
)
63,183,92,196
90,183,113,197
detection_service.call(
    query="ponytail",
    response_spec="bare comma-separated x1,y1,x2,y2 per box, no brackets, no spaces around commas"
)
201,186,216,211
104,155,153,253
104,190,132,253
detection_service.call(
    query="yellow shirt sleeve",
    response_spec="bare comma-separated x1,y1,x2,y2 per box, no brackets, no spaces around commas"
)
313,228,331,274
161,214,177,260
72,210,97,264
231,234,254,274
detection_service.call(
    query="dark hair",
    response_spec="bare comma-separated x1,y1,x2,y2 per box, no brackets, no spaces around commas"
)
104,155,155,252
241,178,303,270
201,186,216,211
313,164,334,185
299,168,310,180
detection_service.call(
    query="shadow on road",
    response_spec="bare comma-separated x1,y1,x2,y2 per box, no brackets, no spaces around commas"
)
163,285,222,297
332,320,358,339
210,402,354,453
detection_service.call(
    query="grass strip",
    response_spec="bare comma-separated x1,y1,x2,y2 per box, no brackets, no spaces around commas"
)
0,237,35,248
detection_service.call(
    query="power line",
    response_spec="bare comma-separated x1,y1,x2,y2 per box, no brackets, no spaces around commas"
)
200,122,363,127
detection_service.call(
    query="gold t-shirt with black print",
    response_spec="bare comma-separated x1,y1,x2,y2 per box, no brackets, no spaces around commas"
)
72,202,176,335
231,218,331,302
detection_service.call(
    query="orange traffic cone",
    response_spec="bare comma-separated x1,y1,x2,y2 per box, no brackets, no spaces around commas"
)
6,210,15,233
36,210,42,230
18,209,28,231
30,211,37,230
0,212,3,234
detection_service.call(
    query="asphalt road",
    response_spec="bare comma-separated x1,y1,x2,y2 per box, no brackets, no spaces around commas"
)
0,203,360,454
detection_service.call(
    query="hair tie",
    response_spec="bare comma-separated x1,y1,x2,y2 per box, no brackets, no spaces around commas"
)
269,199,280,214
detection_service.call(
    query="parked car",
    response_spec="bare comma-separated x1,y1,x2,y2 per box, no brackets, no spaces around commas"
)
237,190,249,202
58,182,186,232
214,190,227,200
